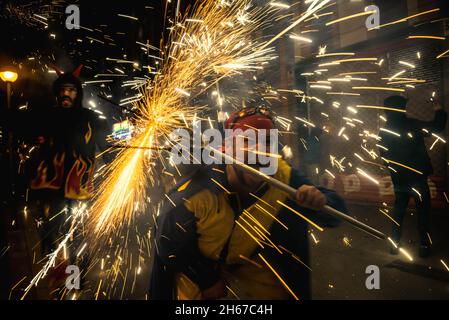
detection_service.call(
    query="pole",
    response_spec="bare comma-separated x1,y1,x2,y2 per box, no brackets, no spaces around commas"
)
6,82,15,197
0,82,12,298
208,146,387,240
6,82,11,109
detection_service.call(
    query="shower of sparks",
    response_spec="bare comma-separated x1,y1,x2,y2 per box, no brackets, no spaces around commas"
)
379,128,401,137
352,86,405,93
295,116,316,127
412,188,422,202
289,34,313,43
443,192,449,203
11,0,447,300
342,236,352,247
427,233,433,246
357,168,379,185
260,0,331,49
317,52,355,58
325,10,376,26
23,203,87,299
398,61,416,69
379,209,400,226
436,49,449,59
381,158,423,175
117,14,139,21
441,260,449,272
387,237,398,249
388,70,406,82
89,0,280,239
276,200,324,232
258,253,299,300
399,248,414,262
310,232,319,244
407,36,445,41
368,8,440,31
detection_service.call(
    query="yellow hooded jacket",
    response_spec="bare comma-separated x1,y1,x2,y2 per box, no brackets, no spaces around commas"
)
150,160,346,300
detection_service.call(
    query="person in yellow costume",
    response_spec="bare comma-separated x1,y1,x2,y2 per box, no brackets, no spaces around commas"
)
150,107,346,300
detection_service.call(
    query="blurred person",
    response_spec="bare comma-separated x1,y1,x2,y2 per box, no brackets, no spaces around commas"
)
378,95,447,257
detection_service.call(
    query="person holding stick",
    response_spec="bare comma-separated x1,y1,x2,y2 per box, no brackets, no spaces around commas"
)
150,107,346,300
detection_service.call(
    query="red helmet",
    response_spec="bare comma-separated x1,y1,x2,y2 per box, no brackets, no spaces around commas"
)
225,106,275,132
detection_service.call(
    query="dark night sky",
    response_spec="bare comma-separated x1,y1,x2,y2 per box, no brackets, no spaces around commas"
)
2,0,446,112
0,0,183,115
1,1,165,67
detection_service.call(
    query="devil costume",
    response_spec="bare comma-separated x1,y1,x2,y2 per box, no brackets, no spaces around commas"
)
28,66,110,200
6,65,111,201
2,65,111,256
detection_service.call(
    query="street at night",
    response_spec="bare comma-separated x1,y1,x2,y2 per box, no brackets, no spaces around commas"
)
0,0,449,313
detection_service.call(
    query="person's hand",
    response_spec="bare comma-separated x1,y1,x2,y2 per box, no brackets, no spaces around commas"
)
295,185,327,210
201,279,227,300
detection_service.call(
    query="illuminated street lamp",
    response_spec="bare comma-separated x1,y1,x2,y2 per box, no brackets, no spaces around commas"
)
0,67,19,199
0,67,19,109
0,70,18,83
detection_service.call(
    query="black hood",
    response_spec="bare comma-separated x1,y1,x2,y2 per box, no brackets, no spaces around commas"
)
52,65,84,108
384,95,407,123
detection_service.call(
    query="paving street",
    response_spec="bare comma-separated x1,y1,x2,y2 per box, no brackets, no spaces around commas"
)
3,201,448,300
311,203,449,299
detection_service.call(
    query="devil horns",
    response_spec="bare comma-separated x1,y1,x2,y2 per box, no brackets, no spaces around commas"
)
72,64,83,78
49,64,83,77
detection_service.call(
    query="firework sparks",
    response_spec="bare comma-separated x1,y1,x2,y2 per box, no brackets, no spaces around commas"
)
379,209,400,226
357,168,379,185
89,0,280,240
352,86,405,93
325,10,376,26
258,253,299,300
407,35,445,41
276,200,324,232
23,203,87,299
441,260,449,272
381,158,423,175
399,248,414,261
11,0,447,301
368,8,440,31
436,49,449,59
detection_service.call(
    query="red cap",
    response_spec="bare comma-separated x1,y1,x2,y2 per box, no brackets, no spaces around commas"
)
225,111,274,132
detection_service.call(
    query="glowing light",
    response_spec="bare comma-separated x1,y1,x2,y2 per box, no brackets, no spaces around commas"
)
407,35,445,41
0,70,18,83
353,86,405,92
259,253,299,300
380,128,401,137
356,105,406,113
289,34,313,43
326,10,376,26
441,260,449,272
277,200,324,232
399,248,414,261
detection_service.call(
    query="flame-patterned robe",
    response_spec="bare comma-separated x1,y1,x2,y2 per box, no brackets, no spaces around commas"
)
26,107,110,200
